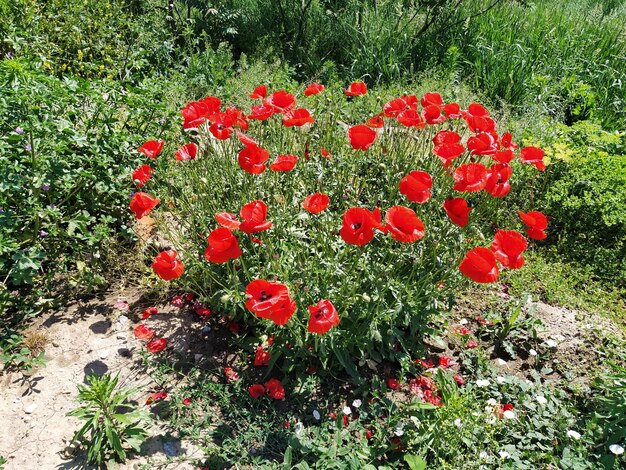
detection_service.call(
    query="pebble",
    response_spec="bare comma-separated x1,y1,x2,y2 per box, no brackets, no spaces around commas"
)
100,350,109,359
118,315,129,325
163,441,178,456
24,404,37,414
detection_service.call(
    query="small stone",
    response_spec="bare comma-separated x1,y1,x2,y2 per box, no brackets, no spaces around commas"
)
52,340,60,347
24,403,37,414
100,350,110,359
163,441,178,457
201,326,211,334
116,334,126,340
118,315,129,325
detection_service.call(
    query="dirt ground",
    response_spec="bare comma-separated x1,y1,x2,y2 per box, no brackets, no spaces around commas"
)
0,287,621,469
0,288,201,470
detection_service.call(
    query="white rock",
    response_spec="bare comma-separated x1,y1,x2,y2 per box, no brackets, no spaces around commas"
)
24,404,37,414
100,350,109,359
609,444,624,455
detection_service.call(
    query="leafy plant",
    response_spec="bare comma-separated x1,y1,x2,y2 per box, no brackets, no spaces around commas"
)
67,373,150,468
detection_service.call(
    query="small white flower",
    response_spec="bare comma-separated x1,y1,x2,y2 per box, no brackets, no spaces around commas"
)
479,451,489,460
487,416,497,425
487,398,498,406
609,444,624,455
342,406,352,416
352,399,362,408
545,339,557,348
503,410,515,420
496,376,506,384
294,422,304,435
312,410,321,421
529,349,538,356
499,450,510,459
567,430,581,440
394,425,404,437
460,318,468,325
536,395,548,405
454,418,462,427
476,379,490,387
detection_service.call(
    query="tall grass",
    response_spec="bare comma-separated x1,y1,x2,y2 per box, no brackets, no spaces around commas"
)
172,0,626,129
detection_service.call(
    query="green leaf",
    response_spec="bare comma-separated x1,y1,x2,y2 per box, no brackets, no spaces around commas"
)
404,455,427,470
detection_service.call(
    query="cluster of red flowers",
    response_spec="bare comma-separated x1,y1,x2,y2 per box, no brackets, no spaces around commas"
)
248,378,285,400
127,82,550,365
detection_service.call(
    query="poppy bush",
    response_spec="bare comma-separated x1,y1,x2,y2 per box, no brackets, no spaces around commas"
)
135,84,548,371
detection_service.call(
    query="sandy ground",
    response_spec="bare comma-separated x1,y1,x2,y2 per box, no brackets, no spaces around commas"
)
0,289,201,470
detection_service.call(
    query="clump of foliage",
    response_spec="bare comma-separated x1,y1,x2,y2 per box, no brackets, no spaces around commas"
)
68,373,150,468
136,82,549,371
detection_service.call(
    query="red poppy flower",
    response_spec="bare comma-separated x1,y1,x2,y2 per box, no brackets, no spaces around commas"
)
422,105,445,125
194,304,212,318
238,146,269,174
132,164,153,187
399,170,432,203
240,200,272,233
467,132,498,156
433,130,461,145
443,102,462,118
265,378,285,400
520,146,546,171
387,378,400,390
129,192,160,219
339,207,384,245
142,307,158,319
347,124,377,151
134,324,155,341
283,108,314,127
421,92,443,109
265,90,296,113
345,81,367,96
453,163,488,192
181,97,221,129
269,154,298,172
245,279,296,325
465,115,497,134
397,109,425,127
464,102,490,117
303,193,330,213
146,337,168,353
254,346,271,366
248,384,266,398
152,250,184,281
493,149,515,164
249,84,267,99
204,228,242,264
519,210,548,240
459,247,499,283
433,142,465,166
383,97,411,117
366,115,384,128
236,130,258,148
438,356,451,368
215,212,241,230
248,103,275,121
443,198,471,227
304,83,324,96
491,229,528,269
485,163,513,197
384,206,425,243
500,132,518,150
209,112,234,140
146,391,168,405
307,299,339,334
320,148,330,157
175,143,198,161
138,140,164,159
